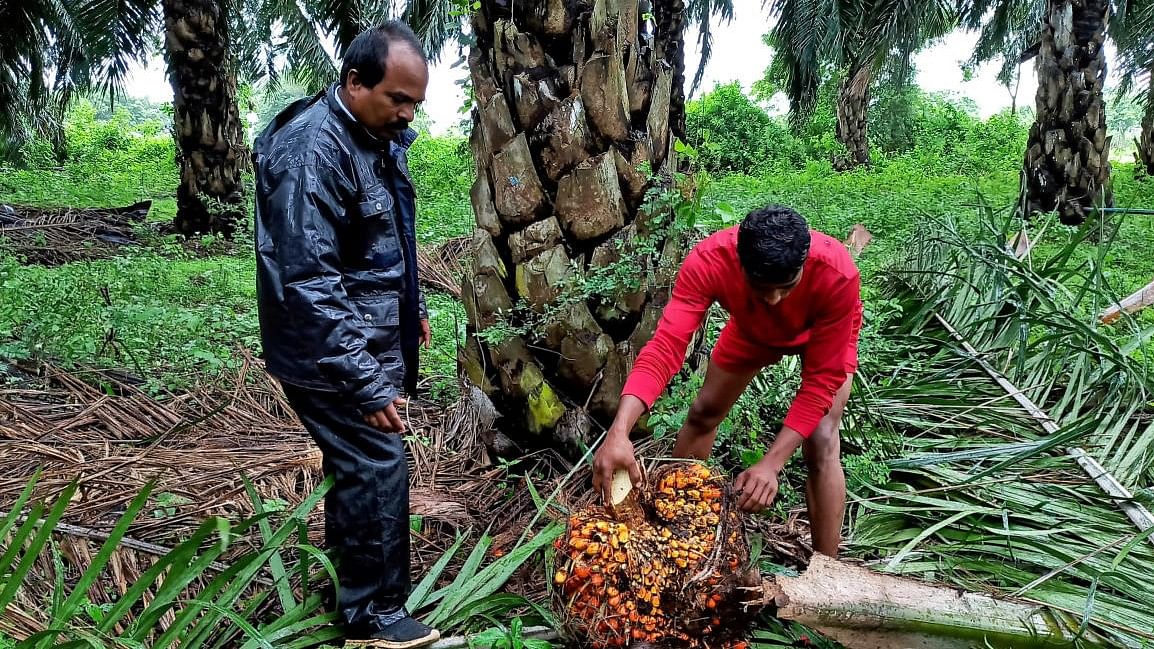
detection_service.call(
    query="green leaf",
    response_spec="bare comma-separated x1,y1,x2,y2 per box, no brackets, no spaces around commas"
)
0,480,77,610
54,479,157,628
428,522,563,628
0,469,41,542
408,531,470,611
242,475,296,612
169,478,331,649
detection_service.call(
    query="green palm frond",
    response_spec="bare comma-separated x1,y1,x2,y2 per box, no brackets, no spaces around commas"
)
765,0,843,124
230,0,462,93
765,0,956,126
1,0,159,156
0,0,62,151
401,0,464,63
858,0,954,84
960,0,1043,83
881,212,1154,481
962,0,1152,92
264,0,341,89
687,0,736,97
315,0,368,56
231,0,279,84
69,0,159,99
848,203,1154,647
0,473,337,648
1114,0,1154,103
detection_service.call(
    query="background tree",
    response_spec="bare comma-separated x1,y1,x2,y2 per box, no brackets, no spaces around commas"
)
1112,0,1154,175
961,0,1153,222
763,0,956,168
0,0,154,161
3,0,241,234
1021,0,1113,225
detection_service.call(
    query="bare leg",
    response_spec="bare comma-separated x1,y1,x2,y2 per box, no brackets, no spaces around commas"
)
802,374,853,557
672,360,761,459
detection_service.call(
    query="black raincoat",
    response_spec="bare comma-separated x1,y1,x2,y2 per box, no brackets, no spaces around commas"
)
253,84,426,634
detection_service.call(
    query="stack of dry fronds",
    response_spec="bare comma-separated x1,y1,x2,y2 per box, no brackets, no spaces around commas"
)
0,202,152,264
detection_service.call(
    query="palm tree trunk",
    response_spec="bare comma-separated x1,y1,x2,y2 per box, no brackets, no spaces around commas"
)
1137,71,1154,177
654,0,687,141
1021,0,1112,226
164,0,247,238
835,64,871,170
462,0,688,456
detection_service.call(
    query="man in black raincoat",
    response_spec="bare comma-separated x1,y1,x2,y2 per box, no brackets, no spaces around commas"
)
253,21,437,649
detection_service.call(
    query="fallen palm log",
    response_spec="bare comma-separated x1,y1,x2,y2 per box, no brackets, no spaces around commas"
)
1099,277,1154,325
764,554,1108,649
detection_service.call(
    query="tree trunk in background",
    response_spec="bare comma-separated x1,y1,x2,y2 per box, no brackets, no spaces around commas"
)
462,0,689,457
164,0,247,238
1021,0,1112,226
835,64,871,170
1137,71,1154,177
653,0,687,140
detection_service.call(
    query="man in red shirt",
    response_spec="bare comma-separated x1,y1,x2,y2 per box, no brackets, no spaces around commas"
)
593,205,862,557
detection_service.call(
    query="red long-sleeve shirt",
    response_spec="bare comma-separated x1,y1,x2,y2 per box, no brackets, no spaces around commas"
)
622,226,862,437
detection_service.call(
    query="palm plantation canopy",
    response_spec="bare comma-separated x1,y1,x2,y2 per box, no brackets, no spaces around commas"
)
3,1,1154,648
5,0,1153,229
764,0,956,168
1,0,460,235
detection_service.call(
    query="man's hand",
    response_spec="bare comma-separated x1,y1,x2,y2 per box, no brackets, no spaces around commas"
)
734,459,781,513
592,433,642,502
420,319,432,349
364,397,408,433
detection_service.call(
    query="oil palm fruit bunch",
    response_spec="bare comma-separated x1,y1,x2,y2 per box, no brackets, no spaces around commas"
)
552,462,762,649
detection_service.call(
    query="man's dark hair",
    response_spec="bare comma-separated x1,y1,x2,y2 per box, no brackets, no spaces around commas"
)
736,205,811,285
340,21,426,88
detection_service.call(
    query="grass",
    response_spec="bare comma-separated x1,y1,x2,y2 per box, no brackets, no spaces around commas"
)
0,102,475,397
698,161,1154,288
695,160,1154,352
4,94,1149,402
423,291,467,402
664,160,1154,506
4,150,1153,400
0,246,259,393
0,244,466,398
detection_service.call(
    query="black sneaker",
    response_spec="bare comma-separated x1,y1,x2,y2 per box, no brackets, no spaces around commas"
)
346,615,440,649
